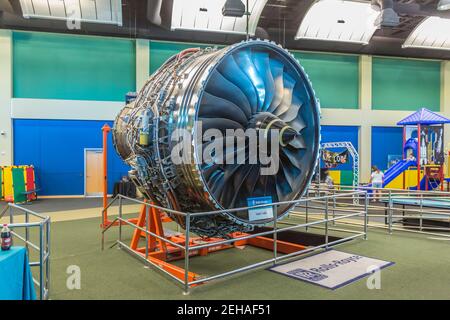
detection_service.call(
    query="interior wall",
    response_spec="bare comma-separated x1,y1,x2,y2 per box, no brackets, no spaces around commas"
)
13,119,128,195
2,31,450,195
371,126,403,171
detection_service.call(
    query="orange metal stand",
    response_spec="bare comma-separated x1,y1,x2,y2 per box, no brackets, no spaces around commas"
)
129,204,307,285
101,124,139,229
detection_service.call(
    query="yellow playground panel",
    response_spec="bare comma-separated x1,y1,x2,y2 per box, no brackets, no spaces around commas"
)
329,171,341,186
385,169,420,190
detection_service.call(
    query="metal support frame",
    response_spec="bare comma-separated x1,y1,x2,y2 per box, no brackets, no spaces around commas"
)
102,191,368,294
320,141,360,204
0,203,50,300
322,183,450,239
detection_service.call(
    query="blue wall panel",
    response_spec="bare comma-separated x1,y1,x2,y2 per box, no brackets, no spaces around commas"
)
13,119,129,196
371,126,403,171
320,125,359,171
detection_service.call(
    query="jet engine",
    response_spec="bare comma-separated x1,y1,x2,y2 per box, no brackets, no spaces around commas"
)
113,40,320,237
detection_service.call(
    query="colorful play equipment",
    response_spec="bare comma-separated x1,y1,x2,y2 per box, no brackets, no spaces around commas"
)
369,108,449,191
398,108,449,191
0,165,38,203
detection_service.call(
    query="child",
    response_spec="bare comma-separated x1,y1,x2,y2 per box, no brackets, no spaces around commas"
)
324,170,334,189
370,166,384,202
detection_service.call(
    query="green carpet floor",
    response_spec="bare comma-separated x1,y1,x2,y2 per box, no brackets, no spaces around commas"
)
25,214,450,300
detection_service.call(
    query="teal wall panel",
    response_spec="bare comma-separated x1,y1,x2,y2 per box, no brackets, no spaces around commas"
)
149,41,220,74
293,52,359,109
13,31,136,101
372,57,441,111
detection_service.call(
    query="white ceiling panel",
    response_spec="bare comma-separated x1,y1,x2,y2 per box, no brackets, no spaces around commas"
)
295,0,379,45
19,0,122,26
171,0,268,35
403,17,450,51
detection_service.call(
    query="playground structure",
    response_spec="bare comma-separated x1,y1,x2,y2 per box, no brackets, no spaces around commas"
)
397,108,449,191
365,108,449,191
0,165,38,203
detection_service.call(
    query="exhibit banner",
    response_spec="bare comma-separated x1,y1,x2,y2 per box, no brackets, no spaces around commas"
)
322,149,349,168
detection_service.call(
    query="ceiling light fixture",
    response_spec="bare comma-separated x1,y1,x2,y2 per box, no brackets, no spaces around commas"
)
437,0,450,11
222,0,246,17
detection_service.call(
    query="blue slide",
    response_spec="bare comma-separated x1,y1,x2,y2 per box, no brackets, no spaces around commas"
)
381,159,416,187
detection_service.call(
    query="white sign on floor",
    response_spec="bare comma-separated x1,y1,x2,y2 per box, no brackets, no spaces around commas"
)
269,250,394,290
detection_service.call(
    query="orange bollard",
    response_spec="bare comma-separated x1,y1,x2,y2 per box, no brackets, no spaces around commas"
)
102,124,111,228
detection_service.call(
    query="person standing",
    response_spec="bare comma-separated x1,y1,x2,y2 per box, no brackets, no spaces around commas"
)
324,170,334,189
370,166,384,202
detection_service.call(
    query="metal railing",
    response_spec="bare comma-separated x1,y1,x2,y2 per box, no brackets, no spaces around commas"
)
0,203,50,300
306,184,450,238
101,190,368,294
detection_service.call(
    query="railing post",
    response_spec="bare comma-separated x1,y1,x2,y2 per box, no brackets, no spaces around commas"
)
305,198,309,232
45,218,51,299
118,196,123,248
145,206,150,261
25,210,29,251
183,213,191,295
388,190,393,234
420,193,423,232
39,222,44,300
9,205,13,224
363,192,368,240
325,197,329,249
332,189,336,226
273,204,278,265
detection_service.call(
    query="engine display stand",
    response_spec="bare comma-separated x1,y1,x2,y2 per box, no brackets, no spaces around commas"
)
129,204,307,285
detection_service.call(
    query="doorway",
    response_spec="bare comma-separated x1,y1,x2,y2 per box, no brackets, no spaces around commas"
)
84,148,103,197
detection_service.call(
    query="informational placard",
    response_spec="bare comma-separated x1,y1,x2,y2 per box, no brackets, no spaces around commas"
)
247,196,273,222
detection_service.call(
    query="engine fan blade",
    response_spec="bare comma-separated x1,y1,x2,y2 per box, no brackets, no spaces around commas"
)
201,118,243,133
275,168,293,201
233,49,265,113
218,55,258,115
288,114,307,132
228,165,254,208
273,73,296,117
218,162,246,209
281,147,303,170
244,165,261,196
279,94,303,123
280,159,301,191
268,58,285,113
252,51,274,112
206,71,252,118
199,92,248,126
289,135,306,149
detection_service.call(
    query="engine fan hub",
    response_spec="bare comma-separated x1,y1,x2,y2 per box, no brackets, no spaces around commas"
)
247,112,297,147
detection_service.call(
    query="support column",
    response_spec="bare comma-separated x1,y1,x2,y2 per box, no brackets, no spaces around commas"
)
359,55,372,183
441,61,450,152
0,30,13,166
136,39,150,90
